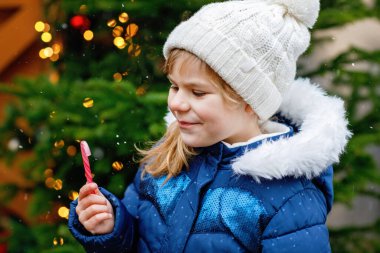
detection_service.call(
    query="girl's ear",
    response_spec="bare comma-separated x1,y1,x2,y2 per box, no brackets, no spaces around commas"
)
244,103,259,118
244,103,254,114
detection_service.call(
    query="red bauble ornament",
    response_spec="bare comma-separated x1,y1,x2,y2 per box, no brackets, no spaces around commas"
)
70,15,90,30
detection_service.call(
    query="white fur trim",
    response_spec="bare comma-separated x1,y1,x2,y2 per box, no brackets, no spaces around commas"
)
231,78,352,181
164,78,351,181
222,121,291,148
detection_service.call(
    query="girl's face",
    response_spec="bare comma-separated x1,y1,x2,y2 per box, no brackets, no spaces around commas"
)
167,51,260,148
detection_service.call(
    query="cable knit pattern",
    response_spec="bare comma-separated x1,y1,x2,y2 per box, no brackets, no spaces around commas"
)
163,0,320,120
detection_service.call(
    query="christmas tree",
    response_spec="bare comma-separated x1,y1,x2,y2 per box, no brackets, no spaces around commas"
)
0,0,379,252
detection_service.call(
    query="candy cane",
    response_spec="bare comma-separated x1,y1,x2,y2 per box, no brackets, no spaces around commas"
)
80,141,93,183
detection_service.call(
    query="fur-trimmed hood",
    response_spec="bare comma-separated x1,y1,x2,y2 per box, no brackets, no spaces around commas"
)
165,78,352,181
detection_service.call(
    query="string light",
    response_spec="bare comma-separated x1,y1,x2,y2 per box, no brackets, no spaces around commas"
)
119,12,129,23
83,98,94,108
43,23,51,32
53,179,63,190
35,20,63,63
68,191,79,201
128,44,141,57
79,4,87,13
125,23,138,38
107,19,117,27
39,49,47,59
41,32,52,43
45,177,55,188
136,86,147,96
52,43,61,54
58,206,69,219
66,145,77,156
54,140,65,148
112,161,124,171
113,72,122,82
43,47,54,58
113,37,126,49
49,110,56,118
44,168,53,177
112,26,124,37
50,54,59,62
53,237,64,246
108,13,140,53
34,21,45,32
83,30,94,41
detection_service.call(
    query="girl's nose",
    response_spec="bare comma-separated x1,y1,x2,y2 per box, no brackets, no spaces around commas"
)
168,92,191,112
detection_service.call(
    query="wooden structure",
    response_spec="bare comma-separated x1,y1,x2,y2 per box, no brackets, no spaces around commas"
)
0,0,46,223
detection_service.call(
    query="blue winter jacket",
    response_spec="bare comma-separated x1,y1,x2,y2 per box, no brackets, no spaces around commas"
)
68,79,351,252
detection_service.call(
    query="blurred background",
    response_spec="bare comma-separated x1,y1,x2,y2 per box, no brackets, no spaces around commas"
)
0,0,379,252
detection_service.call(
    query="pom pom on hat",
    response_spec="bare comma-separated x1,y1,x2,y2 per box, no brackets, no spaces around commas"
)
271,0,320,28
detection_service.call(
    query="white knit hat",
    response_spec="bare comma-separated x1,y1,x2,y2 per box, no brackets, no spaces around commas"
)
163,0,320,121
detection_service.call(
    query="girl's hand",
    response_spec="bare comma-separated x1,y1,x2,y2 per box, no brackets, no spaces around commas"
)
76,183,115,235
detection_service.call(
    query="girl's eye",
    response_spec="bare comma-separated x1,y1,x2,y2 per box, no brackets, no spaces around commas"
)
170,85,178,91
193,90,206,97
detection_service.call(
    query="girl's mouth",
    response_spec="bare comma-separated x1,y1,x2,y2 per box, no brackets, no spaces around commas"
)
178,121,199,128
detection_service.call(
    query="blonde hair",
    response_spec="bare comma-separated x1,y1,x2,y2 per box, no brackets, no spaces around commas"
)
139,49,243,182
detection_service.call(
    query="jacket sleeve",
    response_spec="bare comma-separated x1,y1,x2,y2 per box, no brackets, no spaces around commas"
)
260,188,332,253
68,172,142,253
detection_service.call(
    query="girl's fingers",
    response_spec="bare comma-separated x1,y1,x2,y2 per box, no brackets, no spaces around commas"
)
78,204,110,223
78,183,99,201
82,212,113,234
76,194,108,213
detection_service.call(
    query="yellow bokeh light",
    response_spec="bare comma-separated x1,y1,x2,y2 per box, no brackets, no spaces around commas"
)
79,4,87,13
50,111,56,119
128,44,141,57
126,23,139,38
112,161,124,171
49,71,59,84
68,191,79,201
50,54,59,62
113,72,122,82
53,237,64,246
113,37,126,49
39,49,47,59
45,177,55,188
34,21,45,32
54,140,65,148
54,179,63,190
119,12,129,23
43,23,50,32
44,168,53,177
66,145,77,156
112,26,124,37
136,86,147,96
107,19,117,28
58,206,69,219
41,32,52,43
44,47,54,58
52,43,61,54
83,30,94,41
83,98,94,108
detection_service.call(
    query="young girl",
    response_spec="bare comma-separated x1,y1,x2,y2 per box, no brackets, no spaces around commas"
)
69,0,351,252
